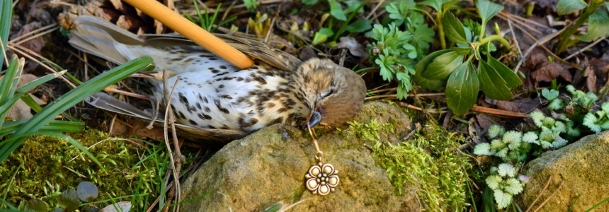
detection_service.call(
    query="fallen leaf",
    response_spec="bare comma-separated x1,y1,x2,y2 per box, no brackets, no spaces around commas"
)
495,98,542,113
337,36,368,57
531,62,572,82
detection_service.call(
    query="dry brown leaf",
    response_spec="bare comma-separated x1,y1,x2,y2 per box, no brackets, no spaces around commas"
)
337,36,368,58
495,98,542,114
531,62,572,82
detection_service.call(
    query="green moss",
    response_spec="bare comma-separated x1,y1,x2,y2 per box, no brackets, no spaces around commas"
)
0,129,169,210
372,122,472,211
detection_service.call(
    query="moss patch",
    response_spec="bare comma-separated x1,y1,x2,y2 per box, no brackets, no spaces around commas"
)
0,129,168,210
371,122,472,211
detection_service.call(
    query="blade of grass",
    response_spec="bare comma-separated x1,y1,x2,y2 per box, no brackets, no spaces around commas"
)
0,120,84,136
0,0,11,67
0,56,155,163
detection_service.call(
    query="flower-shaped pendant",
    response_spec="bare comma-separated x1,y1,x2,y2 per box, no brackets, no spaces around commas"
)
305,163,339,195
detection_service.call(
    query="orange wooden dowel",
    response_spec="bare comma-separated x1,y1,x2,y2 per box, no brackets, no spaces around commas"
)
123,0,254,69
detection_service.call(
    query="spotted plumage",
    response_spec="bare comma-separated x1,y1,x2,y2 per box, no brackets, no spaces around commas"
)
70,16,366,140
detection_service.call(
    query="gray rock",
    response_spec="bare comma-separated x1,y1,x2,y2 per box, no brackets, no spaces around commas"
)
180,102,418,211
522,131,609,211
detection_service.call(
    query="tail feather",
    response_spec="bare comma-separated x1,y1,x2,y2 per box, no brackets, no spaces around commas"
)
69,16,145,64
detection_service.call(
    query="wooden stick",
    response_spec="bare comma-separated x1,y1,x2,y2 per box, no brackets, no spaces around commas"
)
123,0,254,69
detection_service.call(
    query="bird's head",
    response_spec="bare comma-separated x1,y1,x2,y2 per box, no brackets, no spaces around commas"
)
296,58,366,128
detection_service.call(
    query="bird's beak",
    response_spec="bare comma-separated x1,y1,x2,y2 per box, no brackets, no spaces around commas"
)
305,104,324,129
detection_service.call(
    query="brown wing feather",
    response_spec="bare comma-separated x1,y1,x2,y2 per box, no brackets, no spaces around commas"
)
142,33,302,71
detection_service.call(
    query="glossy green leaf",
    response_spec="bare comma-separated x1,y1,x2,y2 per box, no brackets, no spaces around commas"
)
487,56,522,88
556,0,586,15
446,61,479,115
421,50,464,80
454,47,472,55
442,12,468,44
414,49,453,90
476,0,504,24
345,19,372,33
584,9,609,42
478,60,513,100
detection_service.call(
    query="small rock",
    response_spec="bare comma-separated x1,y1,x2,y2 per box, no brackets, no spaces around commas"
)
522,131,609,211
180,102,417,211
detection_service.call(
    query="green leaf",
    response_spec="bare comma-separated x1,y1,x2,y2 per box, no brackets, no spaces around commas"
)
454,47,472,55
556,0,587,15
476,0,504,24
478,60,513,100
414,49,453,90
302,0,319,5
328,0,347,21
421,50,464,80
312,28,335,45
0,0,11,66
441,12,468,44
419,0,450,11
487,56,522,88
345,19,372,33
583,9,609,42
541,88,560,100
446,61,479,115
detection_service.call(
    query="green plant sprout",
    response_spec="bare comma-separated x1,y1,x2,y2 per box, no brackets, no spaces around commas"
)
473,125,534,162
553,0,609,54
184,2,235,33
367,1,434,99
414,0,521,115
484,163,528,209
302,0,372,45
583,102,609,133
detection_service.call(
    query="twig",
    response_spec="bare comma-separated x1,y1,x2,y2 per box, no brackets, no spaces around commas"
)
525,175,553,212
533,181,564,212
564,37,607,61
161,69,183,212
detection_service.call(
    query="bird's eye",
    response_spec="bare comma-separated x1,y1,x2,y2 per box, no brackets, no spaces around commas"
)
321,79,336,98
321,89,334,98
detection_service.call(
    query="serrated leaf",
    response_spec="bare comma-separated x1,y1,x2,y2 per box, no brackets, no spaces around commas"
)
345,19,372,33
421,50,464,80
476,0,504,24
556,0,586,15
584,9,609,42
487,56,522,88
479,60,513,100
442,12,468,44
446,61,479,115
